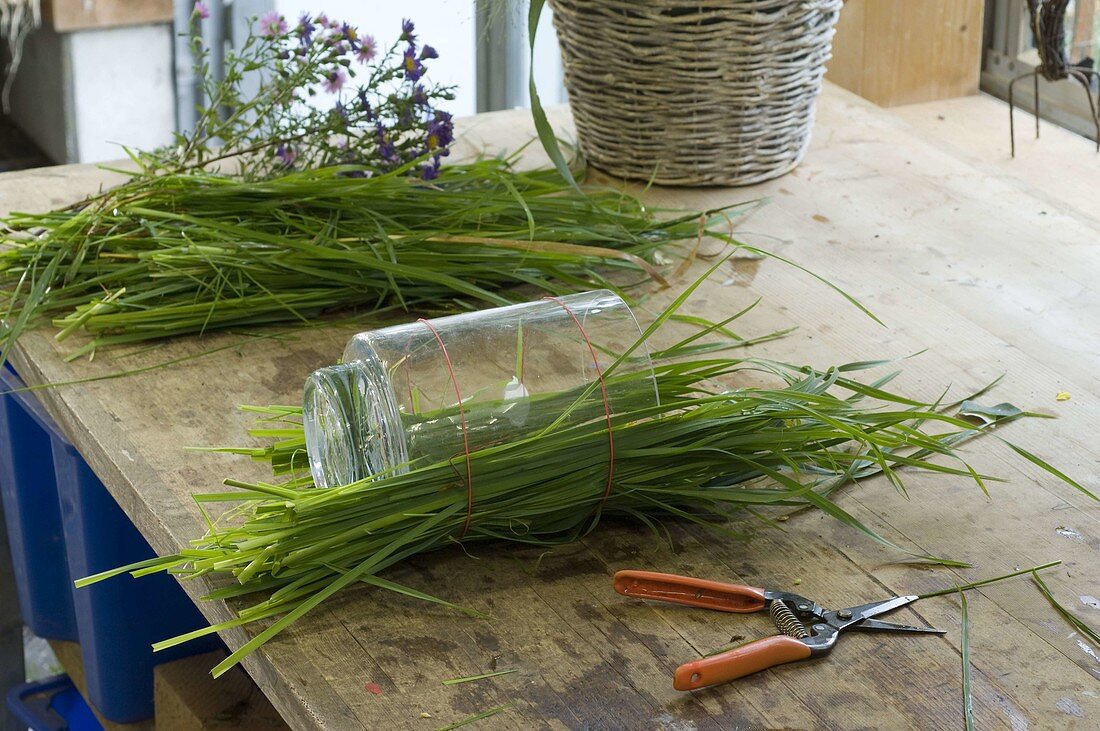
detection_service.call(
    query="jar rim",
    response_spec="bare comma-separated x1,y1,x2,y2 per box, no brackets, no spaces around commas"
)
303,341,407,488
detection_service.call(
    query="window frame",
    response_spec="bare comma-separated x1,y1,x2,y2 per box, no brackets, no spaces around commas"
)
982,0,1100,141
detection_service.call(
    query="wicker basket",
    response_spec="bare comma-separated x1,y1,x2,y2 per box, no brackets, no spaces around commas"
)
548,0,844,186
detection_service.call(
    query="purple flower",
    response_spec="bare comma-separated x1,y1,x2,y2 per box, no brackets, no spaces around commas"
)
297,13,315,44
193,1,210,20
401,19,416,42
356,35,378,64
316,13,329,27
403,46,424,81
376,123,398,163
275,143,297,166
422,155,442,180
322,68,348,93
425,110,454,151
259,11,288,37
411,85,428,106
419,45,439,61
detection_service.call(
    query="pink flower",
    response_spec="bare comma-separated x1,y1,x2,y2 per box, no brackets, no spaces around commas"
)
193,1,210,20
357,35,377,64
259,10,288,37
322,69,348,94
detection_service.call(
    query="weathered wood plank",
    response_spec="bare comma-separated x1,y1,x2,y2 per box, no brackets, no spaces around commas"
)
2,84,1097,728
49,640,154,731
44,0,174,32
154,650,288,730
891,92,1100,227
828,0,985,107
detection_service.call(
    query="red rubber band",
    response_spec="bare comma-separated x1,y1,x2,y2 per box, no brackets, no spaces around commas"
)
543,297,616,507
419,318,474,538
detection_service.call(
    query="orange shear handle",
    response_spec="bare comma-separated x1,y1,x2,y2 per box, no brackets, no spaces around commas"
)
674,635,812,691
613,570,766,612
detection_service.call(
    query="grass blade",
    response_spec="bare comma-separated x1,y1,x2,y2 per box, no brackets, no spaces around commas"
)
1032,571,1100,646
442,669,518,686
436,702,515,731
919,561,1062,599
959,589,975,731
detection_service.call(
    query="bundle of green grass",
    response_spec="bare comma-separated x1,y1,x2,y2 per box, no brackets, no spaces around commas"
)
79,281,1091,678
0,157,763,362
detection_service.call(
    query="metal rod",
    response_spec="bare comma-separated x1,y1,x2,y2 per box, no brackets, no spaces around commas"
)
1034,70,1041,139
1067,69,1100,151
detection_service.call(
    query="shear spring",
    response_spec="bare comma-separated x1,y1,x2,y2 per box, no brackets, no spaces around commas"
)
770,600,809,639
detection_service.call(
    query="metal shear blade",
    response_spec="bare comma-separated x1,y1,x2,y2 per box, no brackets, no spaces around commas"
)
852,618,946,634
830,595,945,635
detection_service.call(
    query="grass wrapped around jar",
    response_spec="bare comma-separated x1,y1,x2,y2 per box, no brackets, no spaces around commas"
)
77,272,1093,678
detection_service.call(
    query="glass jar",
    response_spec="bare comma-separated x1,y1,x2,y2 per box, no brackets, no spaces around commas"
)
302,290,657,488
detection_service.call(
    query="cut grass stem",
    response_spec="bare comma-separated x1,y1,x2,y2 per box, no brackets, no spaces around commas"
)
959,589,975,731
919,561,1062,599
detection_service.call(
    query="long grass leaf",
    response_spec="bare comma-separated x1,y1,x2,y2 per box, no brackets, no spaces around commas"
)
959,589,975,731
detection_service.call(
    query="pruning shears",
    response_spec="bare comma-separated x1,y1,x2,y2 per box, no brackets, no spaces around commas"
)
614,570,945,691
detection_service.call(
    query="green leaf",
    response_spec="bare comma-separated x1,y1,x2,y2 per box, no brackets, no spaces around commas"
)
1003,442,1099,503
919,561,1061,599
436,703,515,731
957,401,1024,426
1032,571,1100,646
442,668,518,685
958,589,975,731
527,0,579,191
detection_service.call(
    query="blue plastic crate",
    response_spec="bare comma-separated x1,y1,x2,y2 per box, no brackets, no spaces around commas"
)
53,433,223,723
0,363,222,723
6,674,103,731
0,365,78,641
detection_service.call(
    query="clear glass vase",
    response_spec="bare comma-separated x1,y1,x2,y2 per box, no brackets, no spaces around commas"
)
302,290,657,488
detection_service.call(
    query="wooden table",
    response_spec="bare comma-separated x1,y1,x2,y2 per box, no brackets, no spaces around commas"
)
2,84,1098,729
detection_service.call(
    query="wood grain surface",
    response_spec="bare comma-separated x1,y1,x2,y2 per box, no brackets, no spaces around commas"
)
44,0,174,32
2,84,1097,729
828,0,985,107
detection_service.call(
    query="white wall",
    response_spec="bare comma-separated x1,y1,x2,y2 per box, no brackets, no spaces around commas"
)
530,4,566,108
274,0,479,116
272,0,566,116
69,25,177,162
